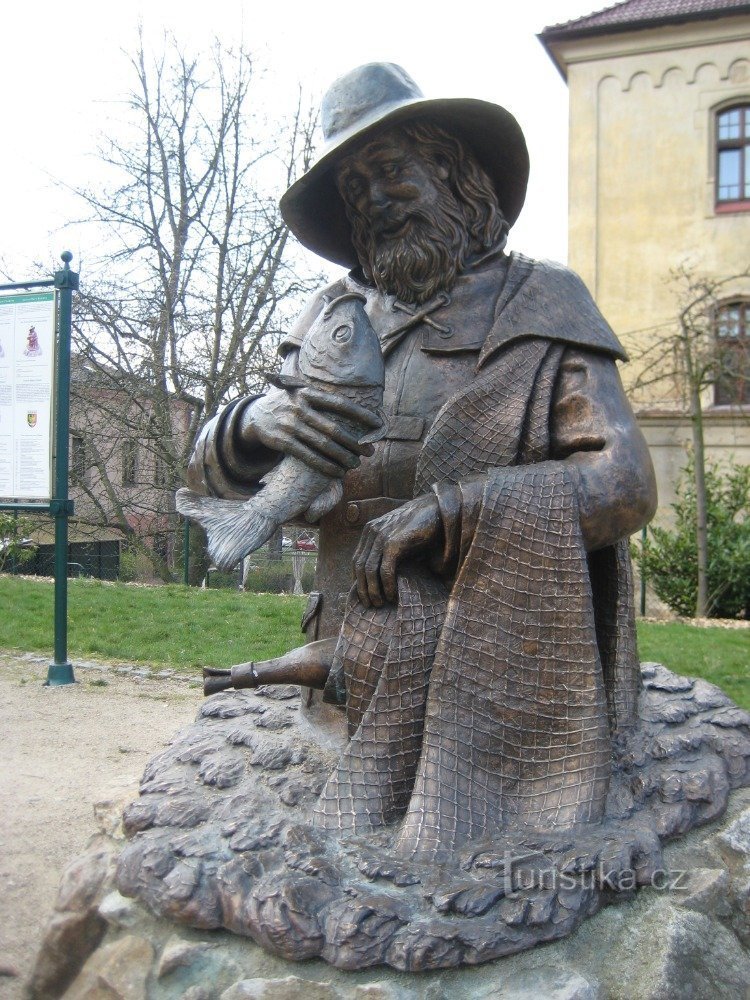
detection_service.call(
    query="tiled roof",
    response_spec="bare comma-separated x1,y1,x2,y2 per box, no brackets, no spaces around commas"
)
541,0,750,40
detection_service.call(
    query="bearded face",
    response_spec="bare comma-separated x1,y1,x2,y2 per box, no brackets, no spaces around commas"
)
337,131,475,305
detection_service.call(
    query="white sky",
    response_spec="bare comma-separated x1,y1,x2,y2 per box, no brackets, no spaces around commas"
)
1,0,601,284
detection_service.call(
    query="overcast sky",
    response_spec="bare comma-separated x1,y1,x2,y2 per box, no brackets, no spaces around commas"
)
1,0,601,283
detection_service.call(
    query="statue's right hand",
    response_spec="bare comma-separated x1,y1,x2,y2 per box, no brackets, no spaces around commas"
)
246,387,382,479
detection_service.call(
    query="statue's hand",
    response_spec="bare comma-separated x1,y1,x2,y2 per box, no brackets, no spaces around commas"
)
353,494,441,607
246,388,381,479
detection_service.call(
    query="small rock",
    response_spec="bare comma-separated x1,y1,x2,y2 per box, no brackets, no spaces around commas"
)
624,905,750,999
487,968,599,1000
0,963,20,977
221,977,339,1000
200,694,263,719
716,807,750,865
156,934,216,978
280,781,309,807
65,934,154,1000
228,818,285,851
692,679,733,711
255,684,300,700
344,986,401,999
251,743,293,770
673,868,732,916
197,751,245,788
26,909,107,1000
56,846,112,913
98,890,140,928
255,710,295,731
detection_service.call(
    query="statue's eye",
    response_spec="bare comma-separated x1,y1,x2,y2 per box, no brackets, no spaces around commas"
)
382,161,400,180
332,324,352,343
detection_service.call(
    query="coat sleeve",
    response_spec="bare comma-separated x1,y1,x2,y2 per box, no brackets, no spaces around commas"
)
431,347,657,571
185,350,301,499
185,282,346,498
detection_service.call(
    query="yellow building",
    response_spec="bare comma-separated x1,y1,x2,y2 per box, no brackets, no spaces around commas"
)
540,0,750,513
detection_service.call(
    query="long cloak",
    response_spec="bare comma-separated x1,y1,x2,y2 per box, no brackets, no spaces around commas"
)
314,325,638,861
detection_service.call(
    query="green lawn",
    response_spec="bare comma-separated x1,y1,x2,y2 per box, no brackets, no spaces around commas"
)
1,576,747,707
0,576,305,670
636,620,749,708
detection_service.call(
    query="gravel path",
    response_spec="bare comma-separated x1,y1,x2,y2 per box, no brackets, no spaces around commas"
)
0,651,199,997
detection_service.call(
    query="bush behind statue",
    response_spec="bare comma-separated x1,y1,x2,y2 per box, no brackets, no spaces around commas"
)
636,459,750,618
0,512,38,574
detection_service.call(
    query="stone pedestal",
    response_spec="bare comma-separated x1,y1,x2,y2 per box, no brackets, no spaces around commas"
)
27,663,750,999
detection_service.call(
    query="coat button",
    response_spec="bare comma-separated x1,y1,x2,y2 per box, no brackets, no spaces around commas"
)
345,502,360,525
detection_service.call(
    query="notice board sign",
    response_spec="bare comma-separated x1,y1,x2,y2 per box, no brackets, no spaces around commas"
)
0,291,56,499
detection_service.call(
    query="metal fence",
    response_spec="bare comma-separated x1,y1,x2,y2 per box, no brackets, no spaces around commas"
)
205,533,318,594
5,528,319,595
6,540,121,581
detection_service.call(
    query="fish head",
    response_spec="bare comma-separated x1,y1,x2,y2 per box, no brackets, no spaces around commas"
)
298,293,384,389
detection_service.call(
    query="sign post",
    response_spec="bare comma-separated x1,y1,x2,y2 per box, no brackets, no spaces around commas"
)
0,252,79,685
48,253,78,685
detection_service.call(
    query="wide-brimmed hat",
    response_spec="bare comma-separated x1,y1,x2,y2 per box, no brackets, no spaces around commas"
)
280,63,530,270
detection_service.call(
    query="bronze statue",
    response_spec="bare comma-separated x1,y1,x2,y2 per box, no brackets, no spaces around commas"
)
118,65,750,970
184,62,656,858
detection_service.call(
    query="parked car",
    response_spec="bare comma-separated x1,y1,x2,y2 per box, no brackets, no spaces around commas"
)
293,534,317,552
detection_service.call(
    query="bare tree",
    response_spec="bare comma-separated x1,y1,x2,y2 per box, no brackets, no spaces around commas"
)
69,36,321,580
630,266,750,616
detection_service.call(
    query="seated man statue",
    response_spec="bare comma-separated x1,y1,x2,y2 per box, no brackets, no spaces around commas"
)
187,63,656,862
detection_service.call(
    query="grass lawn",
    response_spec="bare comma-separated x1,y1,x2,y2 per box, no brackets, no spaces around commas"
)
636,620,749,708
0,576,306,671
1,576,747,706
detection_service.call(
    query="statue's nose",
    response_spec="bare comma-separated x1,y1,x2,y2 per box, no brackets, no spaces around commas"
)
368,180,392,213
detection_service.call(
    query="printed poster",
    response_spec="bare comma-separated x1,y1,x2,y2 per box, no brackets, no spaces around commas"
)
0,291,56,499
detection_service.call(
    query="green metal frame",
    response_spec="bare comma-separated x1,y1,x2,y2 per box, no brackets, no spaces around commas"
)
0,252,80,685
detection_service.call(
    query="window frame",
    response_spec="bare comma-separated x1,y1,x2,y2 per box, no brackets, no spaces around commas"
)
122,438,138,487
713,298,750,407
715,103,750,213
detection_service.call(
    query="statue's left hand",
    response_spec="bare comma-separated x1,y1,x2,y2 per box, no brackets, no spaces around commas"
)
353,494,441,607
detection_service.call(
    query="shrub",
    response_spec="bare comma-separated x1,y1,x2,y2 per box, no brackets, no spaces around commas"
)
0,513,38,573
635,459,750,618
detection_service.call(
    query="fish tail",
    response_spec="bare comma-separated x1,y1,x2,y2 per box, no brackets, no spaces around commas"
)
176,488,277,569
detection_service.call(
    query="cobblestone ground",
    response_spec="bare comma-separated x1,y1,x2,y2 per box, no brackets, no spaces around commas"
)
0,652,199,998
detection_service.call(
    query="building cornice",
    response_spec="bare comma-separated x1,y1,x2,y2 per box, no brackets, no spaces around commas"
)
540,9,750,79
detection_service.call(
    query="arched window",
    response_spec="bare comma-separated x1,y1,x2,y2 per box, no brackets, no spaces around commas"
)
715,300,750,405
716,105,750,210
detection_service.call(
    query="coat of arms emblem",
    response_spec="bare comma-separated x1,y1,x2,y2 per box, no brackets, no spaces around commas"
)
26,411,37,428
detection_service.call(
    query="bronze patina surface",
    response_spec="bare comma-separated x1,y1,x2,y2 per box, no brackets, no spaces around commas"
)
120,64,750,969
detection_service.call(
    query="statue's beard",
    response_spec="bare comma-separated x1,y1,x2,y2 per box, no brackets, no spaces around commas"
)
347,191,471,306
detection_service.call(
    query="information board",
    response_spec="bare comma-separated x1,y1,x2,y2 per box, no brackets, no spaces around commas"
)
0,291,56,499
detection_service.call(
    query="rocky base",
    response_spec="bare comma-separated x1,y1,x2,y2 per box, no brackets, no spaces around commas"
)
97,662,750,972
25,662,750,996
26,783,750,998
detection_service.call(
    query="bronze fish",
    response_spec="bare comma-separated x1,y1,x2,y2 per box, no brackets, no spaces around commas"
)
177,293,384,569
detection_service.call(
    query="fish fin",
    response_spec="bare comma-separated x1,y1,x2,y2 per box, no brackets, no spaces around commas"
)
360,408,388,444
176,488,277,569
264,371,306,391
304,479,343,523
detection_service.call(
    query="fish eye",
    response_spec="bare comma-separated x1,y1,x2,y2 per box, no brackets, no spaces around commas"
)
332,324,352,343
